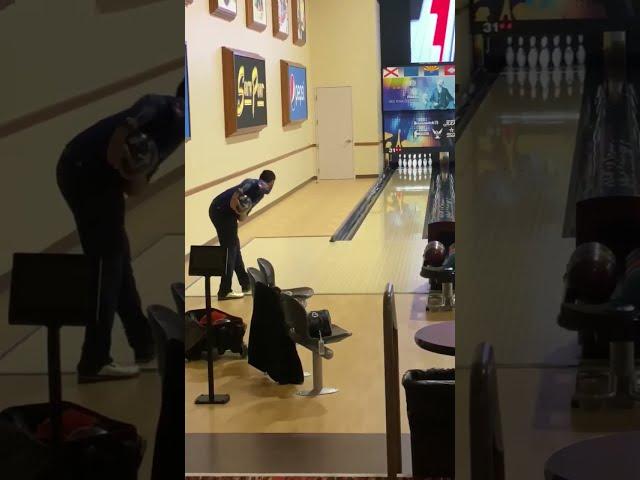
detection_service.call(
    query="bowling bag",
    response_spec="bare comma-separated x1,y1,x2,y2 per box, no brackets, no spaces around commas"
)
185,308,246,359
307,310,332,338
0,401,142,480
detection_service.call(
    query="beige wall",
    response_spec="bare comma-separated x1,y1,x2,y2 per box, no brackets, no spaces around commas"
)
0,1,182,275
185,0,316,253
308,0,382,175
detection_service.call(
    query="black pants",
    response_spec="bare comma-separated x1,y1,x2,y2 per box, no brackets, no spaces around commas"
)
209,206,250,296
57,151,152,375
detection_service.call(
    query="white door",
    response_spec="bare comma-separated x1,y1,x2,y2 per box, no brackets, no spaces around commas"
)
316,87,355,180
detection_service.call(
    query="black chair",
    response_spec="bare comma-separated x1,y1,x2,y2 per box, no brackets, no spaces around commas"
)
247,267,267,297
470,342,506,480
402,369,455,478
257,258,314,301
246,270,304,385
170,282,185,315
280,293,351,396
147,305,184,381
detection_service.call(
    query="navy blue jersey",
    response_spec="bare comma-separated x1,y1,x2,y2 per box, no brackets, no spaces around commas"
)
62,94,184,189
210,179,265,218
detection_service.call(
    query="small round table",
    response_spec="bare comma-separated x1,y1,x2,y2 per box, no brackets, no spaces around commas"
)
414,322,455,356
544,431,640,480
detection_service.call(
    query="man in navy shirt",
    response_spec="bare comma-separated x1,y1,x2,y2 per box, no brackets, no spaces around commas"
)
209,170,276,299
56,81,185,383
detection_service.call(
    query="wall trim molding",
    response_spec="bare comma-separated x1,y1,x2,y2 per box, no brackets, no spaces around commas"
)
0,58,183,139
185,144,316,197
185,141,382,198
184,176,316,269
0,165,184,295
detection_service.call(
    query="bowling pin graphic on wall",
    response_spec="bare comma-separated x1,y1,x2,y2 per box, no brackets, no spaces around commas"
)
539,36,550,70
528,36,538,69
577,35,586,65
564,35,574,67
552,35,562,68
506,36,515,68
516,36,527,68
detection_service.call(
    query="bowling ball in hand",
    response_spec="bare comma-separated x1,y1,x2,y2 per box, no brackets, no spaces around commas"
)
122,131,159,179
237,194,252,214
424,241,446,267
565,242,618,304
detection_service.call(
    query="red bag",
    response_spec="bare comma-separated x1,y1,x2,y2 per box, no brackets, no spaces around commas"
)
35,409,98,442
198,310,227,327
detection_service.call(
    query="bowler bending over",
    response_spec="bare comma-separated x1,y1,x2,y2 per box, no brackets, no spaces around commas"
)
209,170,276,300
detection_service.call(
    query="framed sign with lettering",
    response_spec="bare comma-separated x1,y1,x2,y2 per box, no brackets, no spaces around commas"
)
222,47,268,137
280,60,307,126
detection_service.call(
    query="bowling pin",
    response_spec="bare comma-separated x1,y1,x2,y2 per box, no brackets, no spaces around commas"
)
412,155,417,168
552,35,562,68
505,36,515,68
527,36,538,69
516,36,527,68
539,36,550,70
576,34,586,65
528,69,538,99
427,153,432,166
564,35,574,67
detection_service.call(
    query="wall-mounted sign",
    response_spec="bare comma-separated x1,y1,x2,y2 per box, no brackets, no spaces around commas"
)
272,0,289,39
222,47,268,137
210,0,237,21
382,64,455,111
292,0,306,46
246,0,268,31
280,60,308,126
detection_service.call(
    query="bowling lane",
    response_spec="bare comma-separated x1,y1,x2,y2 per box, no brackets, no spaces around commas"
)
456,69,584,367
187,169,433,296
354,165,432,244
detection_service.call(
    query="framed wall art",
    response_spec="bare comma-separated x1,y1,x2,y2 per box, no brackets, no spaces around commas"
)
246,0,267,31
221,47,268,137
210,0,237,21
280,60,308,126
292,0,306,46
272,0,289,39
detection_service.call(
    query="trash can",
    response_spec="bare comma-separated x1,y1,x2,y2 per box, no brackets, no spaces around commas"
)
402,368,455,478
0,401,144,480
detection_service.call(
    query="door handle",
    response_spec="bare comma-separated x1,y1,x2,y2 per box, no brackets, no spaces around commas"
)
345,139,352,144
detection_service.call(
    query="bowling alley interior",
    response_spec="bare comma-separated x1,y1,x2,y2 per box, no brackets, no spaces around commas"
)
185,0,456,476
184,0,640,479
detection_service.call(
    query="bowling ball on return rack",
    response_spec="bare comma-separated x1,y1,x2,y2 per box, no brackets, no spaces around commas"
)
565,242,618,304
423,241,446,267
